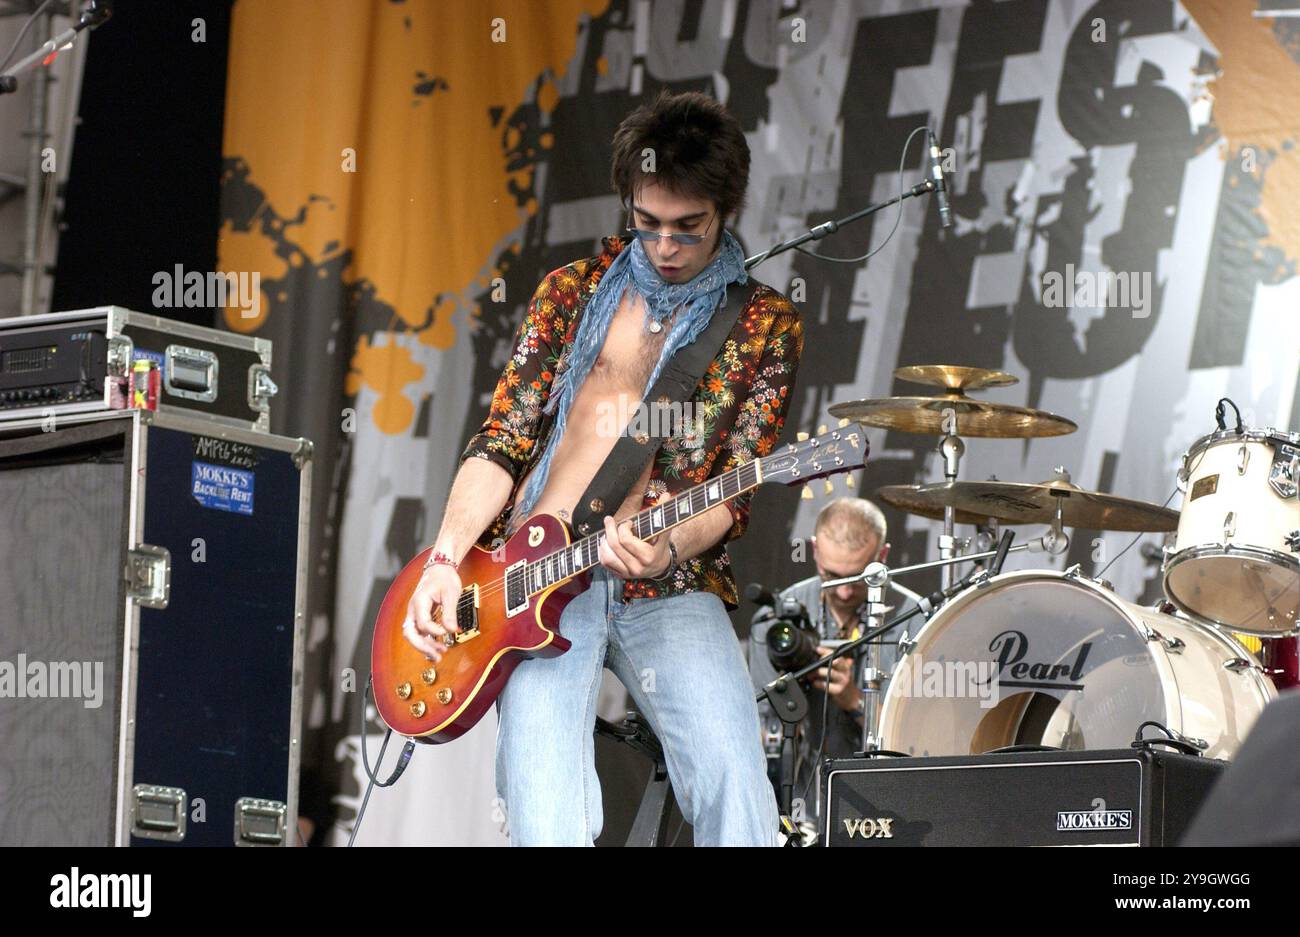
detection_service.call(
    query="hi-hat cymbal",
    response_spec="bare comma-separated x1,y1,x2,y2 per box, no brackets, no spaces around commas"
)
876,478,1179,532
893,364,1019,392
828,394,1077,438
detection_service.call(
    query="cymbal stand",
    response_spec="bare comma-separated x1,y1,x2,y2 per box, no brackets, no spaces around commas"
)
937,427,965,590
858,562,891,752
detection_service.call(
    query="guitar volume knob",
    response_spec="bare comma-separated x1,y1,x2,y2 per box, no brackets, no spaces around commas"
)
436,688,454,705
421,667,437,685
395,682,412,700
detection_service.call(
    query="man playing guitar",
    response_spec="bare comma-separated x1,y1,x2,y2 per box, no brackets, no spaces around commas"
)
402,90,804,846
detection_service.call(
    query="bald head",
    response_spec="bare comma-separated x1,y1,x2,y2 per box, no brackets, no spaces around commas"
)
813,497,887,551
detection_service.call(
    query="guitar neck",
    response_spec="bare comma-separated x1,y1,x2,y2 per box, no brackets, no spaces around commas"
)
518,459,763,597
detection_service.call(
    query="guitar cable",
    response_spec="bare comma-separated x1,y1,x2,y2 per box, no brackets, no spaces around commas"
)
347,675,417,847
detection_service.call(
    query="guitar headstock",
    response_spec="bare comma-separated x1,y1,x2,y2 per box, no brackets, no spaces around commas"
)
758,421,868,488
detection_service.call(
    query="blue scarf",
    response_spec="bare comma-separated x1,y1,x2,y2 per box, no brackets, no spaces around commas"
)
513,231,747,522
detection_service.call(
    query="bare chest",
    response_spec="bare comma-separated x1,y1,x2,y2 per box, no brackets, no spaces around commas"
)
585,292,671,392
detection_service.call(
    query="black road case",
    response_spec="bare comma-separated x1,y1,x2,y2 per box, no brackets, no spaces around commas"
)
0,307,276,431
0,408,309,846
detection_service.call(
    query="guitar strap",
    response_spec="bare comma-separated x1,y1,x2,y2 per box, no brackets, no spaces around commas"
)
552,276,760,537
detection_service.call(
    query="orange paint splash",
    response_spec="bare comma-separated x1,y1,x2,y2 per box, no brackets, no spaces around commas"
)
1185,1,1300,262
222,0,608,432
346,336,425,435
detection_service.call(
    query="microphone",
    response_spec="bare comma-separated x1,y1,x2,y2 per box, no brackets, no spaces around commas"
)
990,530,1014,578
919,566,982,615
917,536,1011,614
927,129,953,229
80,0,114,29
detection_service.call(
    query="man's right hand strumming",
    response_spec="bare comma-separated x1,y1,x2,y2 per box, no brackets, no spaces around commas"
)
401,457,516,660
403,563,462,661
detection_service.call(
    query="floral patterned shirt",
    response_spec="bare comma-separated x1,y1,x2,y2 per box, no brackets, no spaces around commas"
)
460,235,803,609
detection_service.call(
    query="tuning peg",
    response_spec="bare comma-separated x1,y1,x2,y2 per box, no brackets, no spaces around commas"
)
796,431,809,442
845,475,855,488
801,484,813,500
823,479,834,495
838,417,849,428
817,424,827,435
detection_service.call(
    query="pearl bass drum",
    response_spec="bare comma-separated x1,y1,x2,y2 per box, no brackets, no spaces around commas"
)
878,570,1276,760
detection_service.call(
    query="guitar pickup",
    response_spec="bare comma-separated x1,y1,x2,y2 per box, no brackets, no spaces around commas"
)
505,559,529,616
453,608,480,643
453,586,480,641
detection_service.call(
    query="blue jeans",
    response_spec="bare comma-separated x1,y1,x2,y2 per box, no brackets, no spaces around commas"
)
495,567,779,846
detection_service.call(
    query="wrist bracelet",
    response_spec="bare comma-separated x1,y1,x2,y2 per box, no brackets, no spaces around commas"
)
653,540,678,581
422,549,459,571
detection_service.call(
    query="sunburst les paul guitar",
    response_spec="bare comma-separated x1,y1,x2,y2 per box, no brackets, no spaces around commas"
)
370,426,867,743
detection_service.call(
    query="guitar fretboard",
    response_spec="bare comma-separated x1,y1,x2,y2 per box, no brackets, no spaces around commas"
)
507,459,761,600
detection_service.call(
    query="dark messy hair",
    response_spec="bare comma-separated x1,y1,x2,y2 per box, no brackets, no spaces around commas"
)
610,90,750,222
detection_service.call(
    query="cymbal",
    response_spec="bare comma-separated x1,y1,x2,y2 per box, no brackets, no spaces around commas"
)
828,394,1077,438
893,364,1019,392
876,478,1179,532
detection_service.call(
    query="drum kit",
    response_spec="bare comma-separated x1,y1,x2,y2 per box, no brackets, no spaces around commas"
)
824,364,1299,761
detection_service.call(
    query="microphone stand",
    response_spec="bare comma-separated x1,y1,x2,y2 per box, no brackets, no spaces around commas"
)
0,2,112,95
819,529,1067,593
743,179,939,270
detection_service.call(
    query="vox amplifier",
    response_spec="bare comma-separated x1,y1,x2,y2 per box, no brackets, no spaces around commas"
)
823,748,1227,846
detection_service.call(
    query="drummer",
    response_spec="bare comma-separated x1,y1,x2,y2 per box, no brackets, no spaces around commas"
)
748,496,921,835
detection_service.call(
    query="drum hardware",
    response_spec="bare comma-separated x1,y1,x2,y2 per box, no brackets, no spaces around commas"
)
1271,446,1299,499
1254,635,1298,690
820,530,1045,596
1060,563,1090,584
858,562,892,751
938,431,963,589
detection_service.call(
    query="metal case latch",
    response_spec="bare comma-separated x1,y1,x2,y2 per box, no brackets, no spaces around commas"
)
234,798,287,846
248,364,278,413
125,545,171,609
131,784,187,841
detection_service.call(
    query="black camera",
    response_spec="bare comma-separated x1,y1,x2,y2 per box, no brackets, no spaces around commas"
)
764,617,822,672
